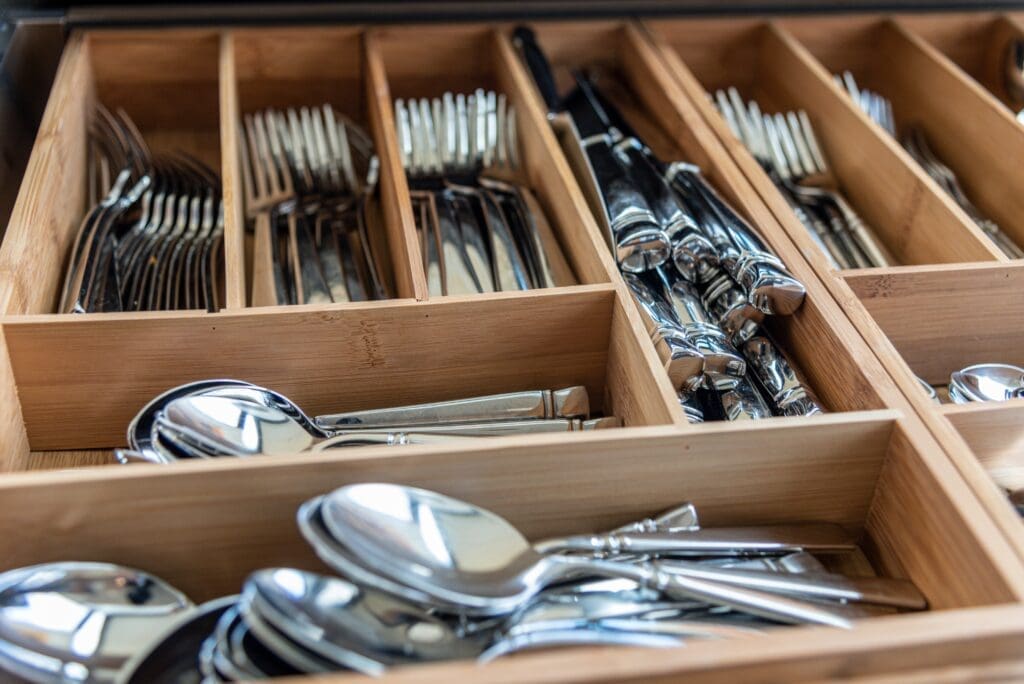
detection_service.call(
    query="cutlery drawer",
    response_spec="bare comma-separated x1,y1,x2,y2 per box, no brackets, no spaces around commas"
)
1,414,1022,681
0,15,1022,683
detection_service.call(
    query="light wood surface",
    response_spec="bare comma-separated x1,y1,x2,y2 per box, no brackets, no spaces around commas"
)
1,19,1024,683
2,415,1023,681
2,285,677,450
218,31,247,309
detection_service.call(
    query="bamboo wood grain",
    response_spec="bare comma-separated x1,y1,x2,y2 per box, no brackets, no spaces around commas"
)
364,31,429,301
2,415,1023,681
0,415,896,600
845,262,1024,384
218,31,247,309
0,33,92,315
3,286,638,450
944,402,1024,492
282,605,1024,683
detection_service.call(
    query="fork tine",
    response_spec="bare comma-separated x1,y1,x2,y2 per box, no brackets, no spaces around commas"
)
762,114,791,180
247,115,272,203
773,113,804,177
496,93,507,167
798,110,828,174
786,111,815,177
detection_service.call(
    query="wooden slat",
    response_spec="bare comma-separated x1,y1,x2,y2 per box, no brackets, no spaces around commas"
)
363,30,428,301
0,415,895,600
944,401,1024,492
0,32,92,315
284,605,1024,683
844,262,1024,384
218,30,247,309
3,286,620,450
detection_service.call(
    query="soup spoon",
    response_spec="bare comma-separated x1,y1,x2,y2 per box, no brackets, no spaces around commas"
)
319,484,855,626
246,568,483,673
0,562,192,684
126,379,253,459
949,363,1024,403
161,395,472,457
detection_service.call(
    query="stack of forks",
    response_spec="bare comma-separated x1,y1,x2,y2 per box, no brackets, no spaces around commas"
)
714,87,894,270
394,89,573,295
836,71,1024,259
240,105,388,306
60,106,225,313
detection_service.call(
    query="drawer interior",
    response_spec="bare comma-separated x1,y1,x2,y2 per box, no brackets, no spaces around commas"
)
845,262,1024,557
512,21,894,417
369,25,614,294
780,15,1024,262
2,285,682,458
0,413,1019,680
0,30,229,316
648,18,1002,271
0,18,1023,682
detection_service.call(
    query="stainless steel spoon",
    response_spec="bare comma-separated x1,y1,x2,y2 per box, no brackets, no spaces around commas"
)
318,483,855,627
949,363,1024,403
0,562,192,684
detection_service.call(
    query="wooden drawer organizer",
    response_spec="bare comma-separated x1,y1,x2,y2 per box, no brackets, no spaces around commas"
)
0,17,1023,683
647,13,1024,581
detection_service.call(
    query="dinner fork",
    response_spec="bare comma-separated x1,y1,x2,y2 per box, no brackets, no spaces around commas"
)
835,72,1023,260
396,90,561,295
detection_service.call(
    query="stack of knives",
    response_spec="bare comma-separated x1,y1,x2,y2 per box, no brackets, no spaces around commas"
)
513,28,822,422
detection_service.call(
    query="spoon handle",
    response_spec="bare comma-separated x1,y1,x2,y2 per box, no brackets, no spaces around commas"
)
535,524,857,556
550,555,854,629
313,387,590,430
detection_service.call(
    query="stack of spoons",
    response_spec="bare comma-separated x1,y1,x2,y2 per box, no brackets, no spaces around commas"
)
116,380,617,465
0,485,927,682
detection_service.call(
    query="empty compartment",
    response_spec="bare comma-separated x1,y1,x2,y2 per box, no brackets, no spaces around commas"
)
0,29,232,315
1,285,673,464
510,21,894,421
229,27,411,307
368,25,613,299
783,15,1024,260
0,413,1020,680
648,18,1002,273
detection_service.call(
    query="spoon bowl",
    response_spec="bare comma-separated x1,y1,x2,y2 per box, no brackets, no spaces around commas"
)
949,363,1024,403
0,562,192,683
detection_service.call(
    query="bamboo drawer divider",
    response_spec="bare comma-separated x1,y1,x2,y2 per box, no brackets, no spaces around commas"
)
646,13,1024,568
0,17,1023,683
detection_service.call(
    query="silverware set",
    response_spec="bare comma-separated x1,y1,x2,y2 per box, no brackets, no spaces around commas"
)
240,105,388,305
2,485,917,681
60,106,225,313
836,71,1024,259
394,89,573,295
511,28,817,422
714,87,894,270
115,379,618,465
